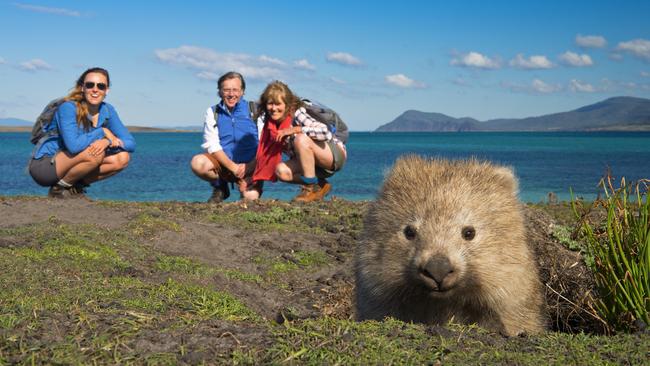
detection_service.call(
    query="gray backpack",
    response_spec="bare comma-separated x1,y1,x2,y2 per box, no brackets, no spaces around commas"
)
30,97,66,145
302,99,349,144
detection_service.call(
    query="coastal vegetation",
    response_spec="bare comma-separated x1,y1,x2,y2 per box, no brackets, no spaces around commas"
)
572,176,649,333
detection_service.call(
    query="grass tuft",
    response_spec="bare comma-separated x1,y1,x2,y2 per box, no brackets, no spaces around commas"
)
572,176,650,332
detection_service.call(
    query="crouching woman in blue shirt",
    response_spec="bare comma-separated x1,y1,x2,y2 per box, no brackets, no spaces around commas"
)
29,67,135,198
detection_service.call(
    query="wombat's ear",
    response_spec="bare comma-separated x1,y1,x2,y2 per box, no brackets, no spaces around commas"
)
493,166,519,194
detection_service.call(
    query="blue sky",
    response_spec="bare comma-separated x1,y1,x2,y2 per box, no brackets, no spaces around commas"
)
1,0,649,131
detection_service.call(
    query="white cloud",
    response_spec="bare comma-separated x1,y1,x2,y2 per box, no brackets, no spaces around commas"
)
14,2,81,17
531,78,560,93
195,71,220,81
509,54,554,69
616,39,650,62
18,58,52,72
559,51,593,67
641,71,650,78
569,79,596,93
329,77,347,85
293,59,315,71
575,34,607,48
450,52,500,69
259,55,286,66
0,57,5,64
384,74,426,89
326,52,363,66
154,45,289,80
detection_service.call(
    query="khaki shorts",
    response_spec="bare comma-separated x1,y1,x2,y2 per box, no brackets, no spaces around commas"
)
316,141,346,179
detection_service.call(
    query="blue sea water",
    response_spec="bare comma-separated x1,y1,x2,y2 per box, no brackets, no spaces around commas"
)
2,131,649,203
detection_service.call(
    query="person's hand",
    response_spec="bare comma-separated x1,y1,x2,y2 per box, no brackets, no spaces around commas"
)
112,137,125,148
88,138,110,156
234,163,246,179
102,128,123,148
237,178,248,193
275,127,297,142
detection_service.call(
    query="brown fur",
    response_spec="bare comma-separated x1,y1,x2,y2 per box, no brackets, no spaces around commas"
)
355,156,546,336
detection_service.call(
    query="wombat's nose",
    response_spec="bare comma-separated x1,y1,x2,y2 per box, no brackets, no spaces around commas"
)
422,256,454,286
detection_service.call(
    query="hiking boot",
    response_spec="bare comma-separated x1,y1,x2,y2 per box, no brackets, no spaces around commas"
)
207,182,230,203
317,179,332,199
48,185,77,199
70,182,90,198
293,184,323,203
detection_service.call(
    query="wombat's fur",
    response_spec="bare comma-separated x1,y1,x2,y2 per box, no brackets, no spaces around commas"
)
355,156,546,336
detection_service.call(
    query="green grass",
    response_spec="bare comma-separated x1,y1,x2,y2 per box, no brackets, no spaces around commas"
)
572,177,650,332
128,211,181,237
263,317,649,365
155,253,263,283
1,198,648,364
253,250,329,278
211,205,311,233
0,219,261,364
208,201,365,237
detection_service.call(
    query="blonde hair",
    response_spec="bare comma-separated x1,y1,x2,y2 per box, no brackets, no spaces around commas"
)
64,67,110,130
257,81,303,120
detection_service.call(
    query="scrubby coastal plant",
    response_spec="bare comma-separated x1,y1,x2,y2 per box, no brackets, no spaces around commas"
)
572,177,649,332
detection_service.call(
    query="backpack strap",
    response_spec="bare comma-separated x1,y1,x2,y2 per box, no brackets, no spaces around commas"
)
212,104,220,129
248,100,256,120
213,101,257,129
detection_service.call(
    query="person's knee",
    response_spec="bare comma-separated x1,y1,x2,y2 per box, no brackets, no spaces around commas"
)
114,152,130,170
275,163,292,182
78,147,105,166
190,154,211,175
89,151,106,166
293,134,311,151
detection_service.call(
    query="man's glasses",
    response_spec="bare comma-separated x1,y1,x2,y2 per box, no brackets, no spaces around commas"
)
221,88,241,95
84,82,107,91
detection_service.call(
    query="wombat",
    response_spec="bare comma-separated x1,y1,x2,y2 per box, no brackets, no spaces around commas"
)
355,156,546,336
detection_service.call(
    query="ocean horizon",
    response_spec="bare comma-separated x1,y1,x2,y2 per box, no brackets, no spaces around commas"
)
2,131,649,203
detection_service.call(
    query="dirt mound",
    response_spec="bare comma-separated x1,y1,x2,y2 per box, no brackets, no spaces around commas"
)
523,206,604,333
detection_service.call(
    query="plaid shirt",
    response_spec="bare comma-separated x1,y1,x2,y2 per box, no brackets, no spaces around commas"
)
293,107,331,141
283,107,343,158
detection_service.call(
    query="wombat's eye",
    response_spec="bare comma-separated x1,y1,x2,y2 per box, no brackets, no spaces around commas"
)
403,225,417,240
462,226,476,241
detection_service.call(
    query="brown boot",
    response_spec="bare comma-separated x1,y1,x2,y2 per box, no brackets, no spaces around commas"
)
317,179,331,199
207,181,230,203
293,184,322,203
70,182,90,199
48,185,77,199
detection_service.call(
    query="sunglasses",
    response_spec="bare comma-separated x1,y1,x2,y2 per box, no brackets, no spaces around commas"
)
83,82,108,91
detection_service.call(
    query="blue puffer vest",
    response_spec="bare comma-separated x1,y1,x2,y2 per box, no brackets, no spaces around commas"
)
215,99,258,163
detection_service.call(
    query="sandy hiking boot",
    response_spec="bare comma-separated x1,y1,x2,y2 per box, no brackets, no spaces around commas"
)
317,179,331,198
293,181,329,203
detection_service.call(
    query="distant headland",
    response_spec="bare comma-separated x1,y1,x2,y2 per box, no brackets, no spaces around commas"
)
375,96,650,132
